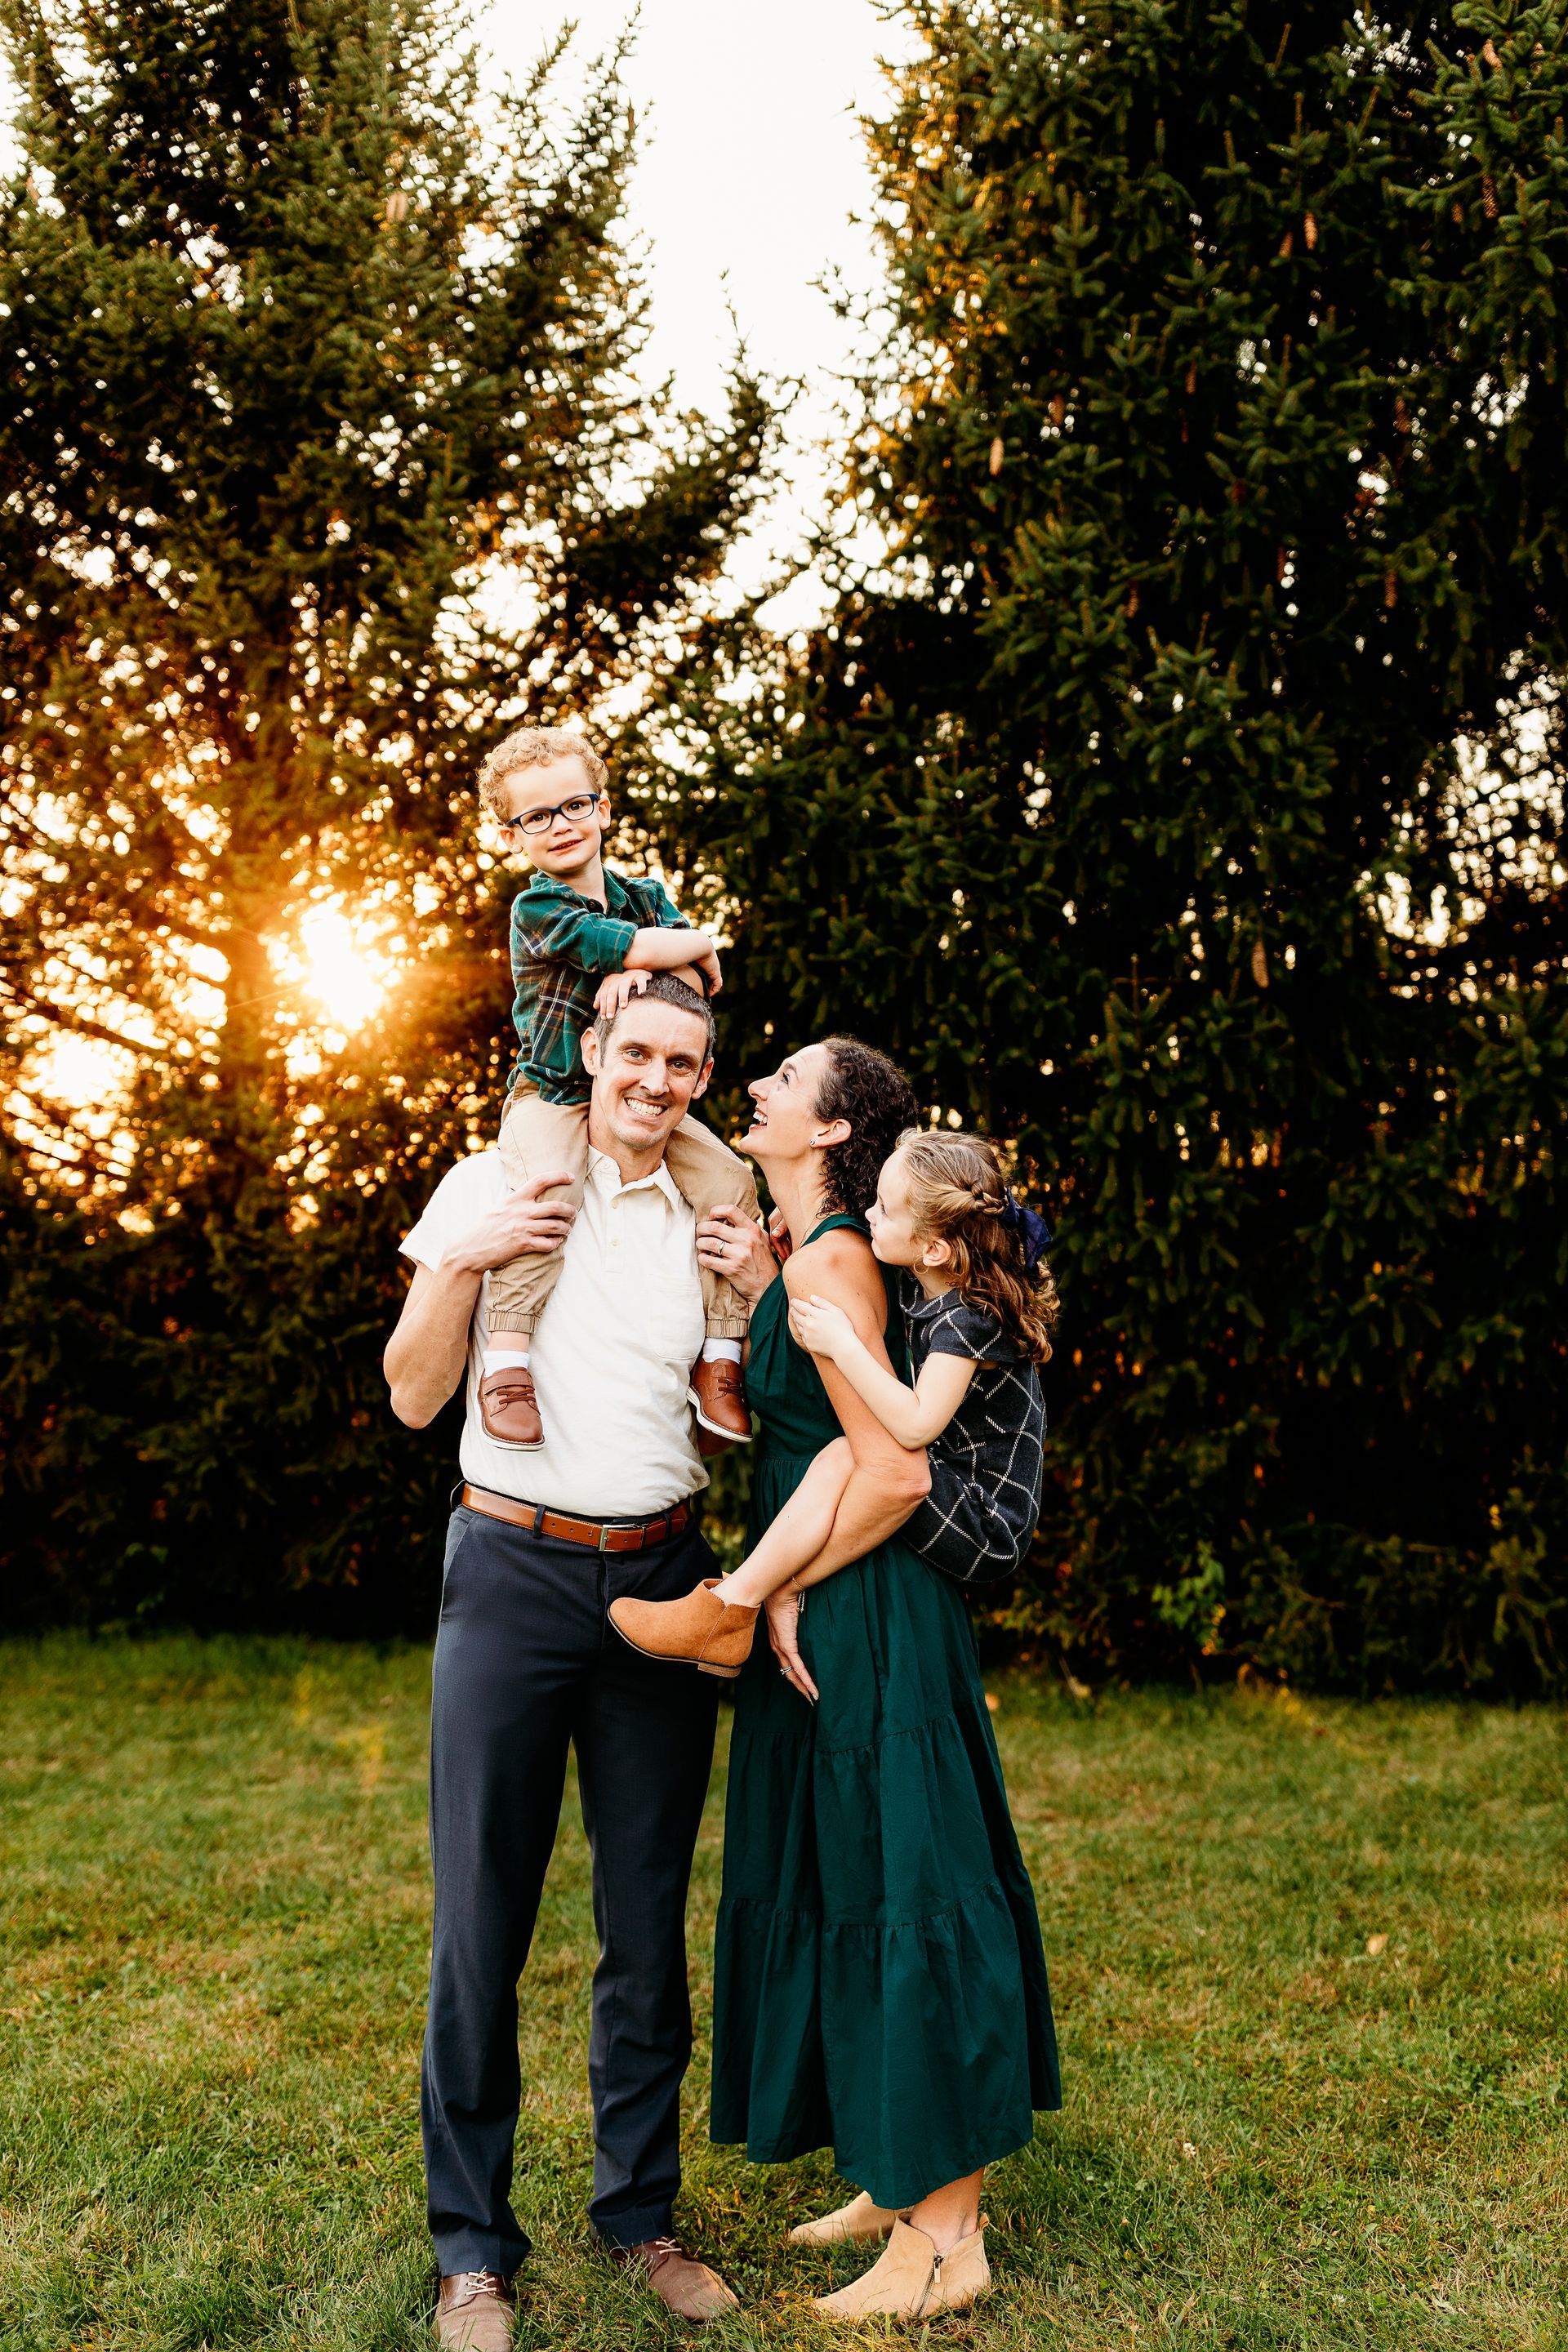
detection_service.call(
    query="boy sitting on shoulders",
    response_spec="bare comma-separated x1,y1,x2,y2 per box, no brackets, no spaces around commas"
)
474,724,757,1450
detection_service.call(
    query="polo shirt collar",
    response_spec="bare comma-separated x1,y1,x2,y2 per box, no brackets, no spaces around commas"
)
587,1145,682,1210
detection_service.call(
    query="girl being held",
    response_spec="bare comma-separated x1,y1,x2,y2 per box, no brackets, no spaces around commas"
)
610,1129,1058,1689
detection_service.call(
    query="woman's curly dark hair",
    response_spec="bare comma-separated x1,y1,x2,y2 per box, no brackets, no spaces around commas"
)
813,1037,920,1218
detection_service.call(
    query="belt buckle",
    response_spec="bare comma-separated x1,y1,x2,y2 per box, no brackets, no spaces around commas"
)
597,1519,639,1552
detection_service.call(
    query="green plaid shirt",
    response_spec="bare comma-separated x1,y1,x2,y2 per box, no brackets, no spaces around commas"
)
507,868,688,1105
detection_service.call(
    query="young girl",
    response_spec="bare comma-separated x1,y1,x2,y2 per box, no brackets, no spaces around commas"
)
609,1128,1058,1681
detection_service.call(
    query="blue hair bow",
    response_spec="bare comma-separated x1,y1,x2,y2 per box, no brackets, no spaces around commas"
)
1000,1188,1052,1274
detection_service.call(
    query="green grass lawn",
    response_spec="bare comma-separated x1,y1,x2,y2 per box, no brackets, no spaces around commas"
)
1,1637,1565,2352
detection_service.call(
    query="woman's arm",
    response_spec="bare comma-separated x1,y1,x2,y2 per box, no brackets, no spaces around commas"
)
778,1233,929,1589
788,1291,975,1448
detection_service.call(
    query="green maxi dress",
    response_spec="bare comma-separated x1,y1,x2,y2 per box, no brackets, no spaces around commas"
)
710,1215,1061,2210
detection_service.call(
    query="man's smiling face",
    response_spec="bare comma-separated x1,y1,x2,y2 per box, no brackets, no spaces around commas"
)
581,997,713,1165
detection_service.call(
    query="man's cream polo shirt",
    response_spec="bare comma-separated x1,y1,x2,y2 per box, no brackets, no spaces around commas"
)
401,1145,707,1518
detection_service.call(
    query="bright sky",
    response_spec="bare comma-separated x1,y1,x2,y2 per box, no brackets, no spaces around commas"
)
2,4,913,1155
1,5,907,609
479,0,912,612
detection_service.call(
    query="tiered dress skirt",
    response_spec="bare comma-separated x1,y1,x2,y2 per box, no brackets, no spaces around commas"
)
710,1441,1060,2208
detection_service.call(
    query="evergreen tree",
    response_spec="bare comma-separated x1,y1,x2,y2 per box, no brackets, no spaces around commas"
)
657,0,1568,1688
0,0,769,1626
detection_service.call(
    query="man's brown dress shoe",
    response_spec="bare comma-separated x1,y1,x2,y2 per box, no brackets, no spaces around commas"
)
688,1356,753,1443
611,2235,739,2323
434,2269,515,2350
479,1363,543,1449
608,1579,759,1680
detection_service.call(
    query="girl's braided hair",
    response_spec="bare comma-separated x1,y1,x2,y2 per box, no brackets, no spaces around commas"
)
893,1129,1059,1365
813,1038,920,1219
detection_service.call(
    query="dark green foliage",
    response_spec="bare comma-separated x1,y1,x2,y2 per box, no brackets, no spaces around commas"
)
0,1135,455,1632
650,0,1568,1689
0,0,769,1626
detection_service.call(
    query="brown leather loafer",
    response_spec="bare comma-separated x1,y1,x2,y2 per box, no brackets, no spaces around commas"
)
688,1356,753,1443
434,2269,515,2350
479,1364,543,1449
608,1579,759,1680
610,2235,739,2322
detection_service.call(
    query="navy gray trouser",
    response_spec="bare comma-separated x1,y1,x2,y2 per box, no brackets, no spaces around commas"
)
422,1496,721,2278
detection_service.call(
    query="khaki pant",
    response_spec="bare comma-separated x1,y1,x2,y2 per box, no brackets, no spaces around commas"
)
488,1084,759,1339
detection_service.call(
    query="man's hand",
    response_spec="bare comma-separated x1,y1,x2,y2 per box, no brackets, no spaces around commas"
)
696,1205,778,1304
764,1587,819,1704
384,1171,577,1429
446,1170,577,1273
594,968,649,1020
787,1291,857,1363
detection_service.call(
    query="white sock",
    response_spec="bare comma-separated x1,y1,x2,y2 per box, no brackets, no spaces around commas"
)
701,1338,743,1365
482,1348,531,1377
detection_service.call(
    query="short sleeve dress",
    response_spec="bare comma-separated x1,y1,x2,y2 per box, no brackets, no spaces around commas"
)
902,1280,1047,1584
709,1215,1060,2209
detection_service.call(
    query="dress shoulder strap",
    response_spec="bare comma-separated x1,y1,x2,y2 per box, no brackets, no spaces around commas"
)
800,1210,870,1247
796,1212,904,1367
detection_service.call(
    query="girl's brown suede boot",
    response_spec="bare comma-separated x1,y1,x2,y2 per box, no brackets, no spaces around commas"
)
608,1580,759,1679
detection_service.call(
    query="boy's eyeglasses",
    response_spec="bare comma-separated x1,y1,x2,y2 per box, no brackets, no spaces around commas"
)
506,792,600,838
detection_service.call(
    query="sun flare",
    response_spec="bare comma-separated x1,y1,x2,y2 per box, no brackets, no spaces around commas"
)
290,901,399,1032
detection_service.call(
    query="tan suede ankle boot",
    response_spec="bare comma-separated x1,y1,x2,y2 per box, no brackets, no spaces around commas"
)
810,2216,991,2321
608,1579,759,1679
789,2189,907,2247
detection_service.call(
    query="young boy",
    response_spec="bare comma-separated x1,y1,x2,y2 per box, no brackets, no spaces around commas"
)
474,723,758,1449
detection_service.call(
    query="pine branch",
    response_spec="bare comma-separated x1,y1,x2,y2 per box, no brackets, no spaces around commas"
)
0,984,172,1062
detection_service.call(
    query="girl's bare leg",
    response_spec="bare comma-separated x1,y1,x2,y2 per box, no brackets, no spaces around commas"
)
713,1438,853,1607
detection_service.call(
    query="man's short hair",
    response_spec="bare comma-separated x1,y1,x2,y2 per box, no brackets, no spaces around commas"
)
594,971,715,1059
476,725,608,822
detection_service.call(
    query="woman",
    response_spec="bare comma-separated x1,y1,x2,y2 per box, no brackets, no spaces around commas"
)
694,1036,1059,2320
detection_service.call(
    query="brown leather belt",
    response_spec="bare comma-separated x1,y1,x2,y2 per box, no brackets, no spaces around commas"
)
459,1482,693,1553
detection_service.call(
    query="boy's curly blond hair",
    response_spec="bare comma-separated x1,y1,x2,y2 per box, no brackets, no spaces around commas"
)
475,725,608,822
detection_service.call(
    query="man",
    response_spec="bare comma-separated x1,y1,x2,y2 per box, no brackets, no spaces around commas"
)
385,974,744,2348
